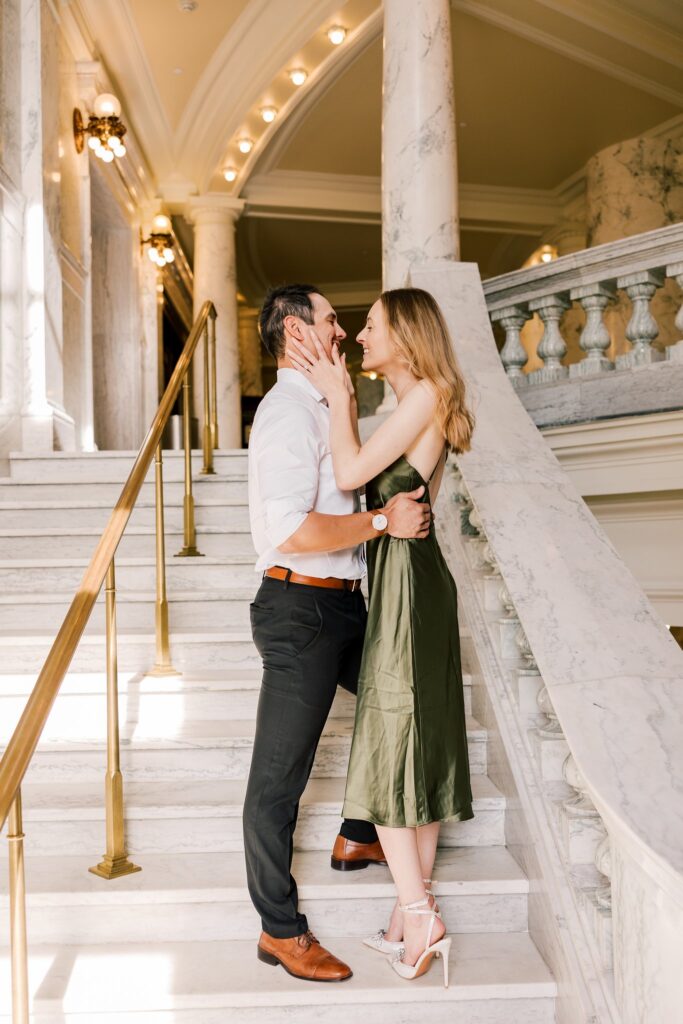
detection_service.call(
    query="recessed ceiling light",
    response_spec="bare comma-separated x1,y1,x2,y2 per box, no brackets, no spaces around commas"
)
260,105,277,124
238,137,253,154
289,68,308,86
223,166,237,182
327,25,347,45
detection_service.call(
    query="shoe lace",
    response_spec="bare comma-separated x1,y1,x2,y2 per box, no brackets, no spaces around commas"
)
297,929,319,949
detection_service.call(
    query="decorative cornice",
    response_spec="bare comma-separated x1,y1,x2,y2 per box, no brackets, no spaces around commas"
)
532,0,683,70
452,0,683,107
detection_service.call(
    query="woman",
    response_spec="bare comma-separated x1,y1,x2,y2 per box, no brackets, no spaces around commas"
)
286,287,475,986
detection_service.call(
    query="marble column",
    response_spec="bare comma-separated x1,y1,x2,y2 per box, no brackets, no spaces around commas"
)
379,0,459,409
187,197,244,449
238,304,263,397
18,0,75,451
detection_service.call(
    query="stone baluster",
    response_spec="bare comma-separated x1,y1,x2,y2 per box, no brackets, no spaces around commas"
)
562,753,601,817
536,684,563,736
516,626,538,672
665,260,683,363
615,270,664,368
569,283,616,377
498,582,517,619
491,305,531,384
527,293,571,384
594,834,612,910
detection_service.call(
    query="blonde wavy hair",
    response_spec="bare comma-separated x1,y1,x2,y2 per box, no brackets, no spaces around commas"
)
380,287,475,454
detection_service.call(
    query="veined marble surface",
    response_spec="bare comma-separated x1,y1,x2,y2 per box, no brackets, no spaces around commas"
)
412,260,683,1023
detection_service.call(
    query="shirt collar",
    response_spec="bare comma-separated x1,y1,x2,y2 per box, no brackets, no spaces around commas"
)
277,367,327,405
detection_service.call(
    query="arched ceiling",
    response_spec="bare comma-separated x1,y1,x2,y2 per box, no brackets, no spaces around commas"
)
72,0,683,293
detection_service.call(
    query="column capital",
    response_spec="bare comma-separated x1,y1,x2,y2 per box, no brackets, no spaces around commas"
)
185,194,245,226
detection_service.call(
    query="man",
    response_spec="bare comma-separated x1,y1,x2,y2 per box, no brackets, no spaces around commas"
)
243,283,431,983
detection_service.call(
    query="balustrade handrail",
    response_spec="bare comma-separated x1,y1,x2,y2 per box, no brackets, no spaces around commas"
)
483,221,683,311
412,258,683,1019
0,299,216,831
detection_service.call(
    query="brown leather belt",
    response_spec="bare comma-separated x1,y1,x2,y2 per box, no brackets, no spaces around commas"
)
264,566,362,592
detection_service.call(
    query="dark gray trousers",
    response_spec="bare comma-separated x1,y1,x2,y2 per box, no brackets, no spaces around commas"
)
242,574,376,938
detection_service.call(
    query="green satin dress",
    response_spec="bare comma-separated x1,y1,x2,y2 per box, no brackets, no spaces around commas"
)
342,452,474,828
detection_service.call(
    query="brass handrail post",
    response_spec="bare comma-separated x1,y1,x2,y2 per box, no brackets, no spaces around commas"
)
149,444,180,676
175,371,203,557
8,790,29,1024
89,560,141,880
209,310,218,451
200,322,215,476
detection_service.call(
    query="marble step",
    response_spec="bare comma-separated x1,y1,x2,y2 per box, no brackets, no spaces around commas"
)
0,555,258,595
0,498,250,530
0,933,556,1023
0,526,257,561
14,776,505,855
0,624,474,675
13,715,487,782
0,671,474,736
0,627,262,673
0,476,248,503
0,589,259,633
0,848,529,945
7,450,247,482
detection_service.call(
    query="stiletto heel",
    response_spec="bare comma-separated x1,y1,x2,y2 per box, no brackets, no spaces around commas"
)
389,895,451,987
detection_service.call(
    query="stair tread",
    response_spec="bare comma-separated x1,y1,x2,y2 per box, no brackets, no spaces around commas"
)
0,497,249,509
0,525,252,537
17,775,505,821
21,714,486,749
0,932,556,1007
0,848,528,903
0,554,255,568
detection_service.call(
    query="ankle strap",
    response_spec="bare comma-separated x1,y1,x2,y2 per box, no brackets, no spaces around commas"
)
398,895,431,913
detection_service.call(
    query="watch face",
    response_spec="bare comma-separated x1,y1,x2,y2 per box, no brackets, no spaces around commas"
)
373,513,388,531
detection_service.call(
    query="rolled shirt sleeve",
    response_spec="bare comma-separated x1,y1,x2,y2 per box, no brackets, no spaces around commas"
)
254,399,322,549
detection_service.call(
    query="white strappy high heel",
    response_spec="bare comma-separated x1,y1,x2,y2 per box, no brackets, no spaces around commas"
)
389,894,451,986
363,879,438,956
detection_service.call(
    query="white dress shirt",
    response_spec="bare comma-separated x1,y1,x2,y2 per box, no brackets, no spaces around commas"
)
248,368,367,579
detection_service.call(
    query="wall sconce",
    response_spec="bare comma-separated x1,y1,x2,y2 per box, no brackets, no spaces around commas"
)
142,213,175,267
260,105,278,123
289,68,308,86
223,166,238,182
73,93,127,161
327,25,347,45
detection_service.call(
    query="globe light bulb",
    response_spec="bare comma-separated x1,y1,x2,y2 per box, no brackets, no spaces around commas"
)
163,248,174,262
87,136,99,150
289,68,307,86
93,93,122,119
541,251,553,263
101,148,114,163
115,143,126,157
260,105,277,124
152,214,172,234
148,247,159,263
238,137,253,154
327,25,346,45
223,166,237,182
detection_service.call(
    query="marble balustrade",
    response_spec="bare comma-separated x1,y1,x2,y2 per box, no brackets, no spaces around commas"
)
485,223,683,428
406,261,683,1024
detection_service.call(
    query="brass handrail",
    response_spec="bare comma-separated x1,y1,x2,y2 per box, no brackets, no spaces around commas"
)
0,299,216,830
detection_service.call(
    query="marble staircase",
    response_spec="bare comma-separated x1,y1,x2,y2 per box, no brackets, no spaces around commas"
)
0,449,557,1022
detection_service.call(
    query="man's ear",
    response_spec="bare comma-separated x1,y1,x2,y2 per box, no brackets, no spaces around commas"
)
283,314,305,341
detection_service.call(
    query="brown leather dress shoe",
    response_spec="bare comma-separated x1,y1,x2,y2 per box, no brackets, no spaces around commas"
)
257,929,353,982
330,833,388,871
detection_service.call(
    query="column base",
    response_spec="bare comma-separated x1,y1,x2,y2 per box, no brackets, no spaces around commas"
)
526,365,569,386
665,340,683,363
20,405,77,452
569,356,615,378
616,346,665,370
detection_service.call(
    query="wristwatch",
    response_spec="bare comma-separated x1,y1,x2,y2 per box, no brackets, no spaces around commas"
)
372,512,388,533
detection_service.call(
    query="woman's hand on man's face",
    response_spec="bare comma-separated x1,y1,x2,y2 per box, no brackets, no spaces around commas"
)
286,328,355,401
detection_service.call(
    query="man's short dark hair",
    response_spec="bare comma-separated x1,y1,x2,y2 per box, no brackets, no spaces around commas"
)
258,283,322,359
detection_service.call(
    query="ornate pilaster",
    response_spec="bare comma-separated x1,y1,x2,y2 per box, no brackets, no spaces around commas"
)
186,196,244,449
